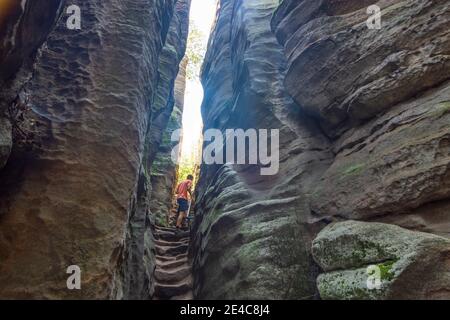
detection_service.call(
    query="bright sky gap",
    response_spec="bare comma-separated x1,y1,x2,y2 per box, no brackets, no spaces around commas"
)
179,0,216,164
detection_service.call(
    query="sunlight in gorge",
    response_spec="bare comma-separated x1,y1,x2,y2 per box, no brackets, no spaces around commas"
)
177,0,217,180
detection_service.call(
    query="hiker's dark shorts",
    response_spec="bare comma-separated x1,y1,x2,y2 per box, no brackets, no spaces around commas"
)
177,198,189,212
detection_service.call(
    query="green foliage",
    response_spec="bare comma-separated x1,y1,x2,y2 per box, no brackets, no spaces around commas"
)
186,20,207,81
377,260,396,281
177,158,197,184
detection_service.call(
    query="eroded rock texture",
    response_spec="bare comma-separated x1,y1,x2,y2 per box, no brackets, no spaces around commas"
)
0,0,63,83
0,0,190,299
273,0,450,236
0,0,64,169
120,0,190,300
193,0,450,300
192,0,333,300
275,0,450,135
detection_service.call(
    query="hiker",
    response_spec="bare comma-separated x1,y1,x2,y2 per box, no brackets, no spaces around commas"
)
175,174,193,229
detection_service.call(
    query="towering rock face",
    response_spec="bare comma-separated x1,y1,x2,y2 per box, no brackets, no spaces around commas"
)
193,0,450,300
275,0,450,136
120,0,190,300
273,0,450,237
271,0,450,299
0,0,190,299
192,0,333,300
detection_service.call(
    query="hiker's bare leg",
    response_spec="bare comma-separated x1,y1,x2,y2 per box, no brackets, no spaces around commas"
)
176,211,186,228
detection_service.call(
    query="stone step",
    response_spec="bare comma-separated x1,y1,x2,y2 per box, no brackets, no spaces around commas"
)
157,257,189,269
155,230,190,241
155,243,189,256
155,261,190,272
170,291,194,300
154,276,193,299
152,220,193,300
155,252,188,262
155,238,189,247
154,225,189,233
154,225,178,233
155,255,173,262
155,265,191,283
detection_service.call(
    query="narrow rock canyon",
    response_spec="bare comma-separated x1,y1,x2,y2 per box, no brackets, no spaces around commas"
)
0,0,449,300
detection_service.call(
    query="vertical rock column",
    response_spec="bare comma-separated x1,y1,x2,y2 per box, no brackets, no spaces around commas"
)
121,0,190,299
0,0,189,299
191,0,332,299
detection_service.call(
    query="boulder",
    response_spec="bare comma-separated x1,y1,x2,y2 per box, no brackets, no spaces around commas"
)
312,221,450,299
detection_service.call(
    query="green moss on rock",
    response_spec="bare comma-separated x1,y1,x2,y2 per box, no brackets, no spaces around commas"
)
378,260,396,281
435,101,450,117
342,163,365,176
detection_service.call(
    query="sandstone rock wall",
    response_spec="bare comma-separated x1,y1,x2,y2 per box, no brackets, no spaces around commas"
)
120,0,190,300
0,0,63,84
0,0,64,170
272,0,450,237
193,0,450,299
0,0,190,299
192,0,333,300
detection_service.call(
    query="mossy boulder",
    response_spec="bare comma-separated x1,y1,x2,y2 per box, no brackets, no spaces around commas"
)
312,221,450,299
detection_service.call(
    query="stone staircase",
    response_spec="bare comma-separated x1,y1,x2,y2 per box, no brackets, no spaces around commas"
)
152,225,193,300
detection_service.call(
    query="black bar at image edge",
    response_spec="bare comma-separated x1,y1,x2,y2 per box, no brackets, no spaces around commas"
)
0,300,447,318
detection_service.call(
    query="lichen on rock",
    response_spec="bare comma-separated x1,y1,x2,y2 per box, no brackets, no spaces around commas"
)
312,221,450,300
